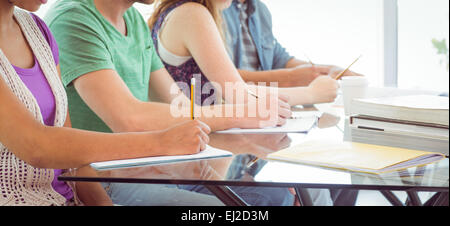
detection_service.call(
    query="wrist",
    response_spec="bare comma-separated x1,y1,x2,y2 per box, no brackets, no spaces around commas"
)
207,117,231,131
282,68,314,87
144,131,164,155
228,113,244,130
225,104,249,129
304,86,316,105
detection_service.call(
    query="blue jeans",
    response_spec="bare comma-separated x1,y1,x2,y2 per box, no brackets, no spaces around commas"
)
179,185,334,206
178,185,296,206
102,183,332,206
102,183,224,206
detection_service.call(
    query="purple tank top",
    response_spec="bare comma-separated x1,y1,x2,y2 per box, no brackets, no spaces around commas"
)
11,14,73,202
151,0,216,106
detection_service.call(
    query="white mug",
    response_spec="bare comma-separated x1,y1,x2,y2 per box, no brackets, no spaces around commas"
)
340,76,369,116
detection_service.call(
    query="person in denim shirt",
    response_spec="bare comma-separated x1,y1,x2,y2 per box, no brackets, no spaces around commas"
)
223,0,360,205
223,0,361,88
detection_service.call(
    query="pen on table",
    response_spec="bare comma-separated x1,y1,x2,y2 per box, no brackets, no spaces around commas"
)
334,55,362,80
247,89,259,99
191,77,195,120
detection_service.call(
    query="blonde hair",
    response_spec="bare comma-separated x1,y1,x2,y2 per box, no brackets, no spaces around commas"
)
148,0,226,41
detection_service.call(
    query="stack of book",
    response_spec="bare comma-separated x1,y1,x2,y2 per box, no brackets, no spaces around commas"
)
348,95,449,156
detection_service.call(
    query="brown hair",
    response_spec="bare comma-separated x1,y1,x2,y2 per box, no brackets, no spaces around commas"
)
148,0,226,41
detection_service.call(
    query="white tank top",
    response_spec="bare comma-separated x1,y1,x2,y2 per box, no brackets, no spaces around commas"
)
157,11,192,67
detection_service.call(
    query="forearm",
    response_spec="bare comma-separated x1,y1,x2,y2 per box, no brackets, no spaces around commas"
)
121,100,238,132
239,69,288,85
64,117,113,206
278,87,315,106
247,85,314,106
239,61,318,88
284,58,308,69
24,125,162,169
196,104,243,131
240,68,309,88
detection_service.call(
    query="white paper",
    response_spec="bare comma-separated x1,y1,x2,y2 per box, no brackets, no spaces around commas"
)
90,145,232,170
291,111,323,119
216,117,318,134
356,95,449,110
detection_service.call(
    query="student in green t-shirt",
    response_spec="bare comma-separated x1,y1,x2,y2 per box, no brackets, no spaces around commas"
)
44,0,292,206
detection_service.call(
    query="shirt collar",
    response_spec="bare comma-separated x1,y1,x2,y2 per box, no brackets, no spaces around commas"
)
233,0,256,15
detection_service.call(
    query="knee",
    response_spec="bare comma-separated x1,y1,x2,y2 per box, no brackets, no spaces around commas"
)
232,187,295,206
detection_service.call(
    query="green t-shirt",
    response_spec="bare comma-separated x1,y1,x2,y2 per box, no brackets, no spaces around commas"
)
44,0,164,132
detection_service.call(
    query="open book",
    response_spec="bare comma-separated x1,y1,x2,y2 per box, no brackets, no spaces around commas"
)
90,145,233,170
267,140,446,174
216,117,318,134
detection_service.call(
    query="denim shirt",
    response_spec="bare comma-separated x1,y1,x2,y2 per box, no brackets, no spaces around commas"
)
223,0,293,70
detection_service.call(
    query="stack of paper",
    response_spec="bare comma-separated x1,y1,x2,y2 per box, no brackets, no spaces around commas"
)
349,95,449,155
350,115,449,139
267,140,445,174
350,95,449,126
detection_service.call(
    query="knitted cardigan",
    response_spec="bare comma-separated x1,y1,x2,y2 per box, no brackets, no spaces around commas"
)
0,9,73,206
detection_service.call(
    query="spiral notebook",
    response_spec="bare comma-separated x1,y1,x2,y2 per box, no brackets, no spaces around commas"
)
91,146,232,170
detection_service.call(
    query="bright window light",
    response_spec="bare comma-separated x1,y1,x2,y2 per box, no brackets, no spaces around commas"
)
260,0,384,87
397,0,449,92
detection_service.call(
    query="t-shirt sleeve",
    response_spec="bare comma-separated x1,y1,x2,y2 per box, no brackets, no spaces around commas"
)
272,38,294,70
31,13,60,66
47,9,116,87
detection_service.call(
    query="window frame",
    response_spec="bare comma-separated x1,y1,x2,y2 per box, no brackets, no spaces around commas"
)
383,0,399,87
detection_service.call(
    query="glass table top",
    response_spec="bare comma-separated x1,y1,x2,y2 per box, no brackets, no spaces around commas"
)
60,106,449,192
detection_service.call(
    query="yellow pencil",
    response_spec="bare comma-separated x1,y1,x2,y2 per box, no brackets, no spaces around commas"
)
334,55,362,80
191,78,195,120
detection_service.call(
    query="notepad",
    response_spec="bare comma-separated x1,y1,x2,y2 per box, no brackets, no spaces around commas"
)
267,140,446,174
216,117,318,134
90,145,233,170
